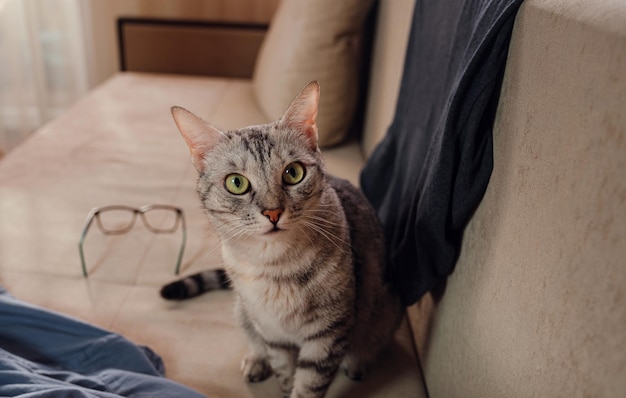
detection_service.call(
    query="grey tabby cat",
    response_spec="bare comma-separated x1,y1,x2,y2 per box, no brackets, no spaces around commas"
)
161,82,403,398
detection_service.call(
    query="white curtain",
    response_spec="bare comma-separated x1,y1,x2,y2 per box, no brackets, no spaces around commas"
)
0,0,92,156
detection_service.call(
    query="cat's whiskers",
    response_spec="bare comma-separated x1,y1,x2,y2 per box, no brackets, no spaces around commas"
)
306,206,376,233
216,220,253,243
298,209,347,230
300,213,343,227
298,218,348,252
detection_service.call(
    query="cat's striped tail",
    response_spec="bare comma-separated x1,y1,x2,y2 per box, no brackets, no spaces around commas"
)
160,269,231,300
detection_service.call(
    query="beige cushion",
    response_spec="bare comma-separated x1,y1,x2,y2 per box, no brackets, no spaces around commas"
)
252,0,374,147
207,80,270,130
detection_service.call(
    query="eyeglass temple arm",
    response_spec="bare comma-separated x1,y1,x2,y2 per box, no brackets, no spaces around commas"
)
78,211,98,277
174,210,187,276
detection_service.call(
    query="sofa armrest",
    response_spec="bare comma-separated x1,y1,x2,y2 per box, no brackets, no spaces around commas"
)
411,0,626,396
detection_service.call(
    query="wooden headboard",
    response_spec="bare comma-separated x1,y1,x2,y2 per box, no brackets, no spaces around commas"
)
117,18,268,78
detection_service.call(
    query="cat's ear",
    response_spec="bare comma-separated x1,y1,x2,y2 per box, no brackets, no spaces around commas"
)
280,81,320,150
171,106,226,171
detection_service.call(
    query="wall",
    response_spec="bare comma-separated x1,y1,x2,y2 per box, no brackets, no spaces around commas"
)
83,0,279,86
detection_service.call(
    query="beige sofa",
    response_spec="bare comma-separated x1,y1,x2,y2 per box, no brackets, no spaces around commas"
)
0,0,624,397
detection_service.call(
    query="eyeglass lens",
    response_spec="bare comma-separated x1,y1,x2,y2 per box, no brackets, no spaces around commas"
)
97,209,136,233
95,206,180,234
141,207,180,233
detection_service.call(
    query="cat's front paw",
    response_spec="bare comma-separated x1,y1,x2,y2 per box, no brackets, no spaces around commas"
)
341,356,366,381
241,354,273,383
343,366,364,381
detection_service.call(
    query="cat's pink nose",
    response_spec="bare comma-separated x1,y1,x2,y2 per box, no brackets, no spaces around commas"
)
262,208,283,224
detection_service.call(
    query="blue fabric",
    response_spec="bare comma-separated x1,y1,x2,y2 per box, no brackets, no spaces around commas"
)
361,0,524,305
0,286,206,397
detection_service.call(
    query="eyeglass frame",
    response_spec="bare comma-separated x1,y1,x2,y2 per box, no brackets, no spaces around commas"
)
78,204,187,277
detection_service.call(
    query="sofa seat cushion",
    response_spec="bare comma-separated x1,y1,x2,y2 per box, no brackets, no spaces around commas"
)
0,72,426,397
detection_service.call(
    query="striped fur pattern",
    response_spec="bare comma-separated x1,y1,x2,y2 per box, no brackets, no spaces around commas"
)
165,82,403,398
160,269,230,300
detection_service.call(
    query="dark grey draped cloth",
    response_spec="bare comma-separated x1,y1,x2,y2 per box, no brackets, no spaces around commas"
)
361,0,524,306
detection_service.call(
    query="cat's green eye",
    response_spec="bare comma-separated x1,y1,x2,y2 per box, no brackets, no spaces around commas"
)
283,162,306,185
225,173,250,195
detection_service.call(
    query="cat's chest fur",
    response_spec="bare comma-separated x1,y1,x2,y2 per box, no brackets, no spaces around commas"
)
223,236,353,341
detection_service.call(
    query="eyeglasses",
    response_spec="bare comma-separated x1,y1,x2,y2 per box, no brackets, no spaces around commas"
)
78,204,186,277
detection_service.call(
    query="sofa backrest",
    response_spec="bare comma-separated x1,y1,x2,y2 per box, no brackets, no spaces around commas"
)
360,0,415,159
